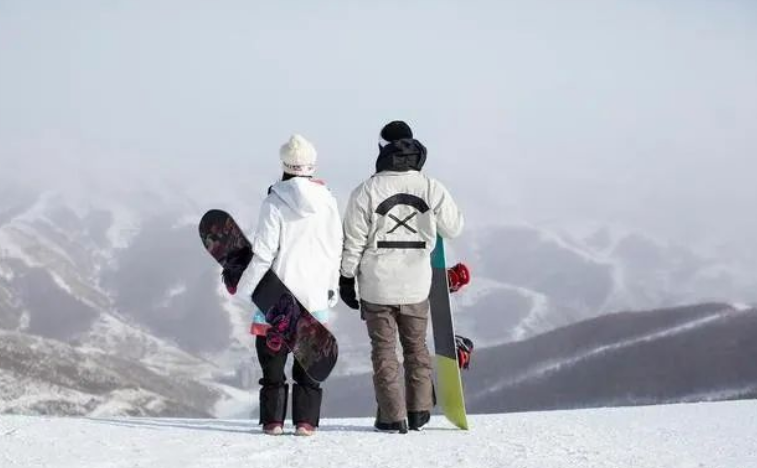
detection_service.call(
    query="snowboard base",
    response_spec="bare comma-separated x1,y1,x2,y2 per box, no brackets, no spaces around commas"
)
429,235,469,430
199,209,338,382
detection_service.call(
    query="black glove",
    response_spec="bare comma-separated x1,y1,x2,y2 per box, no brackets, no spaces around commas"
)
339,275,360,310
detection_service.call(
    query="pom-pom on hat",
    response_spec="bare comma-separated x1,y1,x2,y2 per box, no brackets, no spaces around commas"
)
280,134,317,176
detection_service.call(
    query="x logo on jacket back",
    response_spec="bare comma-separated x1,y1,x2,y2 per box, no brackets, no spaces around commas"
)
387,213,418,234
375,193,430,249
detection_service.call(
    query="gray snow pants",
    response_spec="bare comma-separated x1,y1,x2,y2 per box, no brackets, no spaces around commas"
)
361,299,434,423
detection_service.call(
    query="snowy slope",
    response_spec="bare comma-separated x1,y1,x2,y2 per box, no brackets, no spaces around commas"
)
0,188,257,417
0,330,222,418
1,401,755,468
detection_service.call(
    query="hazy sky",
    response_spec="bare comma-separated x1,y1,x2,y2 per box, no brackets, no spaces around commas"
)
1,0,756,247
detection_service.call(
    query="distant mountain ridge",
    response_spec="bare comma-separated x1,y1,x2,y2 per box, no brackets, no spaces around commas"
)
322,303,757,417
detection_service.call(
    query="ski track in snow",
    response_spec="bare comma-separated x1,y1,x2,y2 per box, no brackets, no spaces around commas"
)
454,277,554,346
1,401,755,468
476,308,747,398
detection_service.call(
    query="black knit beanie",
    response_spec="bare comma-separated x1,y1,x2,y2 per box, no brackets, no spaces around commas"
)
379,121,413,147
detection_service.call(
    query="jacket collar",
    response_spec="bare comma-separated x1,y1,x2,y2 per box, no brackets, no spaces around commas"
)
374,170,420,177
375,138,427,173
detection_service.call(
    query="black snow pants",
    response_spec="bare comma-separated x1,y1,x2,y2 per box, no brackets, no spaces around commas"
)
255,336,322,426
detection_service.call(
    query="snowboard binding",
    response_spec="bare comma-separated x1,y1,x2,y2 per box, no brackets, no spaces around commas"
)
447,263,471,293
264,293,301,352
266,333,285,353
455,335,474,370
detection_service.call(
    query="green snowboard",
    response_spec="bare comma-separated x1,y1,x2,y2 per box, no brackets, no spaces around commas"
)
429,235,469,430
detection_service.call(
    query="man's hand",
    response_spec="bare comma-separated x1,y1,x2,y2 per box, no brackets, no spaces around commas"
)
339,275,360,310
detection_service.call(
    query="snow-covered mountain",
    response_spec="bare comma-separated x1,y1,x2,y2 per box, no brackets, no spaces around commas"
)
0,329,220,417
323,303,757,417
1,400,755,468
466,303,757,413
2,183,755,418
452,222,757,347
0,184,258,417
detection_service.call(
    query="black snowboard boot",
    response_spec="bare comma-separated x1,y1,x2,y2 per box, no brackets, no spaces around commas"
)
374,419,409,434
374,408,408,434
408,410,430,431
259,384,288,426
292,383,322,427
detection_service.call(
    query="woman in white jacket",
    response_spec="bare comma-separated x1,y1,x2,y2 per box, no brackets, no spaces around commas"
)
241,134,342,437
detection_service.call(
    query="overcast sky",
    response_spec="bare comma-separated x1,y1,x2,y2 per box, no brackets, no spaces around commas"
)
1,0,755,247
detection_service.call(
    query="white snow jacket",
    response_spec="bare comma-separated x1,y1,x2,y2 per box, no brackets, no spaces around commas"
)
241,178,343,333
341,170,464,305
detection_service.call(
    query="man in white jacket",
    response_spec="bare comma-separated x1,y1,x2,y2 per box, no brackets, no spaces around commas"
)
340,121,464,433
242,134,342,437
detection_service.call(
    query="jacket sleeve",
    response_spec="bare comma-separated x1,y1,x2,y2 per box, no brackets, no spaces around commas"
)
340,185,370,278
243,198,281,299
431,179,464,239
328,196,344,307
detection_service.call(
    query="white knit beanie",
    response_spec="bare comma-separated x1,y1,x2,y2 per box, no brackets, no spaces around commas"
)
280,134,317,176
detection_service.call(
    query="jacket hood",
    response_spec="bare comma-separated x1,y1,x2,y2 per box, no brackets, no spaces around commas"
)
375,138,427,173
270,178,322,217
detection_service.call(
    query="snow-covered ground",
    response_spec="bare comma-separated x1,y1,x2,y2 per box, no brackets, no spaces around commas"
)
1,400,755,468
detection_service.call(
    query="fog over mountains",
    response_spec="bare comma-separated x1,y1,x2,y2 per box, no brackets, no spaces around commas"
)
1,181,755,417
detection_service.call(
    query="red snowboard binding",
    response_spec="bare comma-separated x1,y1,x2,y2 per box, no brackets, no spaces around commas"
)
455,335,474,370
447,263,471,293
264,294,300,352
